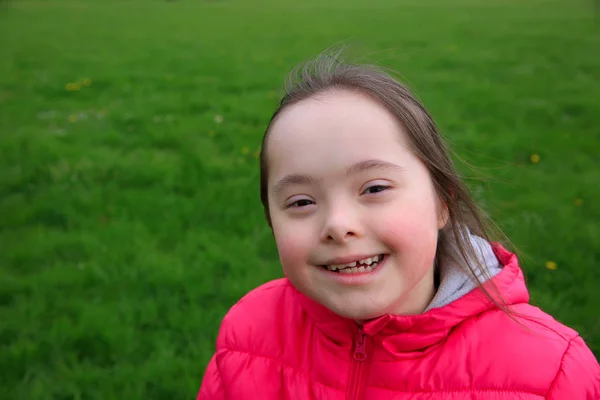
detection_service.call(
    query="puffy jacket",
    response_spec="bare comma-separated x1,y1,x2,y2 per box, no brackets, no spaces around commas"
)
198,244,600,399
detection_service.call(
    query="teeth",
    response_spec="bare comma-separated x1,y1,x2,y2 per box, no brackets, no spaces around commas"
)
324,254,384,273
329,261,356,270
355,257,371,265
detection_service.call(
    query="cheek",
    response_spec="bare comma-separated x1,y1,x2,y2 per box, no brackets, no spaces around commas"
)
272,223,311,270
377,198,440,256
381,216,438,247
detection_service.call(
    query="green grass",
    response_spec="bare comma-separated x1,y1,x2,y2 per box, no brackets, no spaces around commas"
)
1,0,599,398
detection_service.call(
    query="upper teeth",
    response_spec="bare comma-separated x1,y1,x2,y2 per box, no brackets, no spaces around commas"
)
326,255,381,271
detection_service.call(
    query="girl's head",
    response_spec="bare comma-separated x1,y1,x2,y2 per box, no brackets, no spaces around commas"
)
260,51,499,321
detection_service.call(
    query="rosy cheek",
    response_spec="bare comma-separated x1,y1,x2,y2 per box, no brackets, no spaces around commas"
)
274,230,309,269
378,204,439,249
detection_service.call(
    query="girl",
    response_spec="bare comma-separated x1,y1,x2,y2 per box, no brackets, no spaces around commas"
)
198,52,600,399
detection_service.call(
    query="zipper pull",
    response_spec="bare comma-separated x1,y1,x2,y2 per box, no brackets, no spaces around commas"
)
353,327,367,361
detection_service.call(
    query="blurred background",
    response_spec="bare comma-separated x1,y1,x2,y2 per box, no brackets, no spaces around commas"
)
1,0,599,398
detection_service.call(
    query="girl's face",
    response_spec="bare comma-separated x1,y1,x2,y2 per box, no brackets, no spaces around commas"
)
266,91,447,320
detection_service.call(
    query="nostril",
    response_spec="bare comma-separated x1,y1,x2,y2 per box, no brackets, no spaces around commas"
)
328,232,354,240
324,229,357,242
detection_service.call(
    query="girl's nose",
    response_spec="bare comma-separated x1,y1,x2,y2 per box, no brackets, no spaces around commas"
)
320,207,361,244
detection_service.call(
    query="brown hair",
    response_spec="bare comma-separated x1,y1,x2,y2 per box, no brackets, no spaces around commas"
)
259,49,510,310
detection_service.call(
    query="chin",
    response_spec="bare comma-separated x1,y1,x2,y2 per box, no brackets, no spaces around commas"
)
327,301,387,321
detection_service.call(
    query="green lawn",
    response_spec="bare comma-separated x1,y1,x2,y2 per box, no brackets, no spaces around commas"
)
1,0,599,398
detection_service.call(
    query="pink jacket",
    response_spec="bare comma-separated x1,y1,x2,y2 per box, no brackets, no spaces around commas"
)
198,245,600,399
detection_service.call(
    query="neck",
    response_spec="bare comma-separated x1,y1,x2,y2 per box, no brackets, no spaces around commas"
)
354,267,436,325
393,266,436,315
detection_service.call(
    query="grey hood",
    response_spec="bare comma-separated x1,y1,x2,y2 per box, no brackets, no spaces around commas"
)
425,231,503,312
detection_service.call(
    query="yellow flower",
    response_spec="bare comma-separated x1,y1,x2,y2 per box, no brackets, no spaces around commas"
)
254,150,260,159
214,114,224,124
65,82,81,91
241,146,249,155
530,153,540,163
545,261,558,271
574,198,583,206
81,78,92,87
208,130,215,137
68,114,78,123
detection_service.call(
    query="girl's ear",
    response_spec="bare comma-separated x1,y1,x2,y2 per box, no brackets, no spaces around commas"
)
437,185,453,230
437,197,450,230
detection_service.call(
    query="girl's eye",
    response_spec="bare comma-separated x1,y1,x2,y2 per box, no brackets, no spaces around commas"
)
287,199,314,208
363,185,390,195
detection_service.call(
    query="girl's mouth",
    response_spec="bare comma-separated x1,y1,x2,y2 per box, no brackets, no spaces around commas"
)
319,254,386,274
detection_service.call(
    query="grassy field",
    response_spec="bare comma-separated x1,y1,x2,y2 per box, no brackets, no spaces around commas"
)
1,0,599,398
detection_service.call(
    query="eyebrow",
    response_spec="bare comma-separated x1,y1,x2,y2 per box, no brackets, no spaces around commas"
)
345,159,405,176
271,159,404,196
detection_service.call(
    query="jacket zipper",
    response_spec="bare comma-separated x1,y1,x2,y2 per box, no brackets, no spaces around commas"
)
346,326,368,400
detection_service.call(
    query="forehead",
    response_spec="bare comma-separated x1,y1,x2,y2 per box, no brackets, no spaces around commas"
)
266,91,411,176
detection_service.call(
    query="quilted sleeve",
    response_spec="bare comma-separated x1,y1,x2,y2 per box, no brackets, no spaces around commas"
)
546,336,600,399
197,354,224,400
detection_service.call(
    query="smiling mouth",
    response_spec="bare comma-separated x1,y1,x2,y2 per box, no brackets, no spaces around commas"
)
319,254,386,274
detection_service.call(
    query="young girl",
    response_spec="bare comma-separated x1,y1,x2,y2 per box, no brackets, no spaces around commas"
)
197,52,600,399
